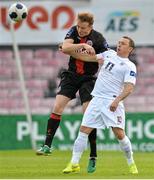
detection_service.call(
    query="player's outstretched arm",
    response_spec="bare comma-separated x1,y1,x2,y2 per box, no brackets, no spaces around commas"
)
69,51,98,62
61,39,104,63
62,39,94,54
69,52,104,63
61,39,97,61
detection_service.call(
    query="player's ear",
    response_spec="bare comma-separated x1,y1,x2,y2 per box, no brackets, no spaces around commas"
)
129,47,133,54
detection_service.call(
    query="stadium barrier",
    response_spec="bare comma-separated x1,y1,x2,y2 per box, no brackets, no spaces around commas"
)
0,113,154,152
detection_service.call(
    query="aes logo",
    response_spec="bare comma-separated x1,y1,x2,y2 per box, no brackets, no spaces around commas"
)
105,11,140,32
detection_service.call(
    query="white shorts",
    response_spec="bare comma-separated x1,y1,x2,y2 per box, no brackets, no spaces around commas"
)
81,96,125,129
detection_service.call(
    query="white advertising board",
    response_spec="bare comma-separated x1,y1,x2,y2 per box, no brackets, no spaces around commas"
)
0,0,154,46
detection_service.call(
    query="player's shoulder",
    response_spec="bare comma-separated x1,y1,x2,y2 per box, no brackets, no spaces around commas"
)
97,49,115,59
104,49,116,56
125,58,137,70
68,25,76,31
91,29,104,38
65,26,77,38
71,25,77,31
92,29,102,35
127,58,136,66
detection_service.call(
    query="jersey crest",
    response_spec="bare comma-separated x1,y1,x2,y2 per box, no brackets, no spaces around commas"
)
130,71,136,77
86,40,93,46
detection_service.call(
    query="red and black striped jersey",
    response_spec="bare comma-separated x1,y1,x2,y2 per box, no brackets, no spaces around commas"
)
64,26,108,75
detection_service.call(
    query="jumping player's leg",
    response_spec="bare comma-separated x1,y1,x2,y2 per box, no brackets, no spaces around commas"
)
88,128,97,158
36,95,70,155
36,70,78,155
44,95,70,147
87,129,97,173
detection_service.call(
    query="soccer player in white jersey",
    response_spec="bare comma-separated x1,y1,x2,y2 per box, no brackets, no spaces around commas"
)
62,36,138,174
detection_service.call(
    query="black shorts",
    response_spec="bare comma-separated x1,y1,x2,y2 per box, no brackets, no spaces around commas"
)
57,70,96,104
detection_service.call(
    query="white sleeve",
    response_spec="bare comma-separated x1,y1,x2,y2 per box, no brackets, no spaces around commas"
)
96,49,116,60
96,53,104,60
124,64,137,85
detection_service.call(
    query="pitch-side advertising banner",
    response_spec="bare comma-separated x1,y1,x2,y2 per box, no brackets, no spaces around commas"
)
0,113,154,152
0,0,154,45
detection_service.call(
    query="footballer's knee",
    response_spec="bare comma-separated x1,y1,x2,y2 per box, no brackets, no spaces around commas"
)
112,127,125,140
80,126,93,135
53,103,64,115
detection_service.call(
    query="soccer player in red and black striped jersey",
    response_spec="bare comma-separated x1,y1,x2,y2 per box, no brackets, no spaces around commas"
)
36,12,108,173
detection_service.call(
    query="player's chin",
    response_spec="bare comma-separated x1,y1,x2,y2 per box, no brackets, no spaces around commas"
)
79,34,86,38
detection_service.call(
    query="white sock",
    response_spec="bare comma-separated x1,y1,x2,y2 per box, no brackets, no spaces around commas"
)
71,131,88,164
118,135,134,165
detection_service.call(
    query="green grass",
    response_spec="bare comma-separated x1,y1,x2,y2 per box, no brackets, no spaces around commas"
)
0,150,154,179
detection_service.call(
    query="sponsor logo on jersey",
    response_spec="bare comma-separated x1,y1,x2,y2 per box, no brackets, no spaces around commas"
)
86,40,93,46
130,71,136,77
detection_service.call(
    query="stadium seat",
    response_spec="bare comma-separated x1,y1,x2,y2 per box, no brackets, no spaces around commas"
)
32,66,58,79
54,50,69,66
0,47,154,113
19,49,34,60
125,96,146,105
0,67,12,78
34,49,53,59
26,79,48,89
0,89,9,99
144,86,154,95
22,58,42,67
40,58,59,67
0,50,13,60
0,80,19,89
136,47,154,57
0,58,15,67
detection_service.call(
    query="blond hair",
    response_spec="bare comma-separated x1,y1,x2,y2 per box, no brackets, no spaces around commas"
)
77,12,94,25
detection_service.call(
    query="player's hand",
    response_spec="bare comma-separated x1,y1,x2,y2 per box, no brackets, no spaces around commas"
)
98,59,104,64
109,99,119,112
83,44,95,55
86,47,95,55
96,53,104,64
58,43,63,51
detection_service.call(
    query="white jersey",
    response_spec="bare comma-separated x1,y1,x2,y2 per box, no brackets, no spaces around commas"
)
91,49,137,99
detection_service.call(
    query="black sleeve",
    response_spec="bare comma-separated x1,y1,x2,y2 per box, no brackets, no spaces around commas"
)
97,33,109,53
64,26,76,40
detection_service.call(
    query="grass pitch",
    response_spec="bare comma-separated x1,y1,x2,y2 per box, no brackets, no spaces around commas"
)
0,150,154,179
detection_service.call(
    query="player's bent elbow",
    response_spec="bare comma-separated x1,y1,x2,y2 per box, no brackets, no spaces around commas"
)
61,47,70,54
127,86,135,95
